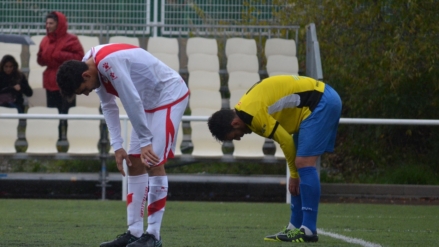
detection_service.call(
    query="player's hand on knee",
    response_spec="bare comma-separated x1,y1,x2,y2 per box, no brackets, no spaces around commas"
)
140,145,160,167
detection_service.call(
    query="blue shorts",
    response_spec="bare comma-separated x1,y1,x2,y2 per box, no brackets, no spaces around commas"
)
295,84,342,157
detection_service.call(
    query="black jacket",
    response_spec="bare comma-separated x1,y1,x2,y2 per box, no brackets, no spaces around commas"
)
0,72,33,107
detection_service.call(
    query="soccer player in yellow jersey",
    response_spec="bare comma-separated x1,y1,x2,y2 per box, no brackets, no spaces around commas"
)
208,75,342,243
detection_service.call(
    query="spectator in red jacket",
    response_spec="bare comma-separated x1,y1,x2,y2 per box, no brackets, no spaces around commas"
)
37,11,84,143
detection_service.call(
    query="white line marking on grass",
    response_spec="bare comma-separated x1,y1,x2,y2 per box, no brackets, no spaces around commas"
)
318,228,382,247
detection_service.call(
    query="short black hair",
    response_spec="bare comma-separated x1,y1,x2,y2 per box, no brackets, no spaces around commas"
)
46,12,58,22
56,60,88,100
207,109,235,142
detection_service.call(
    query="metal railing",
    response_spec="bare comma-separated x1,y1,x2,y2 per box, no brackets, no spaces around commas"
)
2,113,439,201
0,22,315,201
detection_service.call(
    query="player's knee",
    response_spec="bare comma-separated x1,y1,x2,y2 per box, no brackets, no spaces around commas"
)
295,156,318,169
127,155,147,175
147,165,166,176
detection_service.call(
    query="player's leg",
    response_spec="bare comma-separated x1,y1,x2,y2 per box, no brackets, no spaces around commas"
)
147,97,188,239
99,135,146,246
264,135,301,242
296,155,320,241
124,128,150,238
128,96,188,247
144,165,167,246
275,155,320,243
290,133,303,229
276,132,321,242
290,194,303,228
278,84,341,243
263,193,303,241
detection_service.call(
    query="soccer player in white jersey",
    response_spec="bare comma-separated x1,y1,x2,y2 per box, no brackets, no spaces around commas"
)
57,43,189,247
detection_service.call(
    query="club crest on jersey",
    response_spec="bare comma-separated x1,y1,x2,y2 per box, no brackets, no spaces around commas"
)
110,72,118,80
102,62,111,71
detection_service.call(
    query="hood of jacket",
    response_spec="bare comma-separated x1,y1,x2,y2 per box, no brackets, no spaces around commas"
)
46,11,68,43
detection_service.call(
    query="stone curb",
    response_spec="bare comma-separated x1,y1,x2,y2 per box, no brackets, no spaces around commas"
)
321,183,439,199
1,173,438,199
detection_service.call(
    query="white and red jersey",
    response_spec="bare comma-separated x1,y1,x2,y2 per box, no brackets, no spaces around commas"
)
82,43,189,151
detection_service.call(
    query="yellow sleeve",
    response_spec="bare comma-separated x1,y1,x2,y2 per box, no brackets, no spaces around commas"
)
271,125,298,178
249,112,298,178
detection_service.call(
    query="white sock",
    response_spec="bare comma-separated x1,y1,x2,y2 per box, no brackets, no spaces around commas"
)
300,225,313,235
287,222,296,230
146,176,168,240
127,174,149,238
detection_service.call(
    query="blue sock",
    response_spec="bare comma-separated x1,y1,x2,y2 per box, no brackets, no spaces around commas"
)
290,194,303,228
298,167,321,234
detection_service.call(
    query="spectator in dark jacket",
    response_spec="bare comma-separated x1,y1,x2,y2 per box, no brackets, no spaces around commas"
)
0,55,33,113
37,11,84,141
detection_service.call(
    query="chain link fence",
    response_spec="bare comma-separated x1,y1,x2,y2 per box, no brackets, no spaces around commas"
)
0,0,281,35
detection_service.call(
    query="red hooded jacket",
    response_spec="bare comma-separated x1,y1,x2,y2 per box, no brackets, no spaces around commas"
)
37,11,84,91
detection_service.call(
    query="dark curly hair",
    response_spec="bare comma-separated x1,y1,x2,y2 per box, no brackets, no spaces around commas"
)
56,60,88,100
207,109,235,142
0,54,22,83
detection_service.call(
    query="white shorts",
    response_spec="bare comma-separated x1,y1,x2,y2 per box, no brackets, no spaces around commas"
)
128,93,189,166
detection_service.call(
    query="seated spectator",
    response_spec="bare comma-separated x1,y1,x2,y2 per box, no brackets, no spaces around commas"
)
0,55,33,113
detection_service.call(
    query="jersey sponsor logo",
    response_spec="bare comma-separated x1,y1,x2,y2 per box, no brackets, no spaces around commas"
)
140,187,148,217
260,124,266,135
302,206,314,211
109,72,118,80
155,187,168,193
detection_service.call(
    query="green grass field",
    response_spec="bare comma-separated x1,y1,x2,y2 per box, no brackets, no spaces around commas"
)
0,199,438,247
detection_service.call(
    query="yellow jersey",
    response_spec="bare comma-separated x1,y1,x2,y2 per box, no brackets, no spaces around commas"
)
234,75,325,177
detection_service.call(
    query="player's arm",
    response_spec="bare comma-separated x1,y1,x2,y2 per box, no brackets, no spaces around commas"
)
269,124,300,195
252,113,298,178
98,86,132,175
97,87,122,150
271,125,298,178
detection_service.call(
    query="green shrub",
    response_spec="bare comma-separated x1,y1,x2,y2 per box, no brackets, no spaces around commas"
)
263,0,439,183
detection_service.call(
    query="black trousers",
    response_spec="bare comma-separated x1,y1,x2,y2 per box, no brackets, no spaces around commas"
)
46,90,76,140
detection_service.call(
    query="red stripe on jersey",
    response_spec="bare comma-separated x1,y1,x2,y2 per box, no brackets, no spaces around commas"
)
95,43,138,63
94,44,138,96
147,196,167,216
168,150,175,159
127,192,133,206
100,74,119,96
145,90,190,113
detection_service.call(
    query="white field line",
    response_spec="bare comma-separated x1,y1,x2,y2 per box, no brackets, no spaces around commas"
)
318,228,382,247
